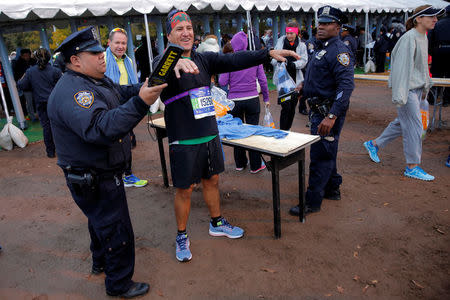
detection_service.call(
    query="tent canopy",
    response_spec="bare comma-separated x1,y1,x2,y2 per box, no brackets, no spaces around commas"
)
1,0,448,22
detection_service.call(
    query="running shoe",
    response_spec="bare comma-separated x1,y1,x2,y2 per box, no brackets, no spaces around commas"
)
209,218,244,239
123,174,148,187
363,140,380,163
250,162,266,174
404,166,435,181
446,155,450,168
175,233,192,262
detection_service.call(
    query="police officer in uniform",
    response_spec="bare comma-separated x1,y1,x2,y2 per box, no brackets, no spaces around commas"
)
341,24,357,58
289,6,354,216
47,26,166,298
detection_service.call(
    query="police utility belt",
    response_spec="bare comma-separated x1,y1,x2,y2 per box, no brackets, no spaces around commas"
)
65,166,122,189
307,97,333,116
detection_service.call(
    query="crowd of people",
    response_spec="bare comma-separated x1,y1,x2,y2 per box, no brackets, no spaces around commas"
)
0,3,449,298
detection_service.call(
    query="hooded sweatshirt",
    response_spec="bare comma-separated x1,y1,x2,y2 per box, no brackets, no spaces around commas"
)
218,31,269,102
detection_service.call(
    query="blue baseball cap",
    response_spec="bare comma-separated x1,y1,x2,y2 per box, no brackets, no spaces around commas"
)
55,26,104,60
318,6,347,24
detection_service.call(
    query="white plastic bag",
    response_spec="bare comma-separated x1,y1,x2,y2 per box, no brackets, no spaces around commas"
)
420,97,429,139
7,117,28,148
263,107,275,128
364,58,376,73
0,124,13,150
273,62,296,96
150,97,162,114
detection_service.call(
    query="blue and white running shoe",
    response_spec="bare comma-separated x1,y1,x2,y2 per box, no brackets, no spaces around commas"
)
175,233,192,262
404,166,435,181
209,218,244,239
363,140,380,163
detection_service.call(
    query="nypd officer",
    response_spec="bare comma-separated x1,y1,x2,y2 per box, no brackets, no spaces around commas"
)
47,26,166,298
341,24,358,58
289,6,354,216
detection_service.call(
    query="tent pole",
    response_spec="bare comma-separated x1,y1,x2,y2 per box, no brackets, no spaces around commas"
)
69,19,78,33
143,14,154,74
314,10,318,28
306,14,312,39
203,15,210,35
237,14,243,32
214,15,221,40
253,13,260,40
280,14,286,36
155,16,165,55
124,17,137,74
273,15,278,48
0,31,26,129
39,25,51,52
364,11,369,67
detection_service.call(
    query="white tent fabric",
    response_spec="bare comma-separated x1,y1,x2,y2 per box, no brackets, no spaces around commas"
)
0,0,448,20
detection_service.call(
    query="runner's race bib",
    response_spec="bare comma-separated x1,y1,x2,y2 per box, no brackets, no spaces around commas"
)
189,86,215,119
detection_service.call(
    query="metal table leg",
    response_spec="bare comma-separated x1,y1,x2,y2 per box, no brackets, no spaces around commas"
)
298,149,306,223
271,157,281,239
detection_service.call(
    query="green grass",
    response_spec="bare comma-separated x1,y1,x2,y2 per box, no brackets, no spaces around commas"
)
0,117,43,150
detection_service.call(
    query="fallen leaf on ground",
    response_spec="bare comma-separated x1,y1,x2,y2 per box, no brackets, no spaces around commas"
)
362,284,370,293
356,245,361,249
353,275,360,281
433,226,445,234
324,293,332,297
257,295,264,298
411,280,424,289
383,202,389,206
337,286,344,294
369,280,378,286
156,290,164,297
353,251,359,258
260,268,277,273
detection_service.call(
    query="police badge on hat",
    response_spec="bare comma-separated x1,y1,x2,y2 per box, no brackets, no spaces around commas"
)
337,53,350,66
74,91,94,108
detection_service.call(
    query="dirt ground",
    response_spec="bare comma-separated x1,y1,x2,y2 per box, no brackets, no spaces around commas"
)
0,81,449,300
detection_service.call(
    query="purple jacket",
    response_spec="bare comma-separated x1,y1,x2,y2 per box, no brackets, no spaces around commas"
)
219,31,270,103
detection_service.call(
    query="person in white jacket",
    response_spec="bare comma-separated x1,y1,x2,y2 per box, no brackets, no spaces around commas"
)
271,21,308,130
363,5,445,181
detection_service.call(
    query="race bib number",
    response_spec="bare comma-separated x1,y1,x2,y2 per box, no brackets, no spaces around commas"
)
189,86,215,119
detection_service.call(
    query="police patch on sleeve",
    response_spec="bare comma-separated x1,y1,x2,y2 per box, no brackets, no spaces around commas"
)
337,53,350,66
74,91,94,108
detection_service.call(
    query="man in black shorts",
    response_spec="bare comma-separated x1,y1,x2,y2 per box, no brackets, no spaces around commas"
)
157,9,299,262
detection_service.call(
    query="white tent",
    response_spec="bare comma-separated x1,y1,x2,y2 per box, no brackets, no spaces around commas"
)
0,0,448,21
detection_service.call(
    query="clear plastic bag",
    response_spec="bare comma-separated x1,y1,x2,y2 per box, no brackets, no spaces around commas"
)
263,106,275,128
364,58,376,73
420,97,429,139
273,62,296,96
211,86,235,118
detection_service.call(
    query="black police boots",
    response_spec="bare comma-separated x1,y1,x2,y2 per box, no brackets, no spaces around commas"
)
289,205,320,216
91,265,104,275
107,282,149,298
324,189,341,200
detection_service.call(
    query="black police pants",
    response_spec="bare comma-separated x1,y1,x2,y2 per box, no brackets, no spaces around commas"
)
305,113,346,209
64,172,135,294
279,97,299,131
230,97,263,171
375,52,386,73
36,102,55,156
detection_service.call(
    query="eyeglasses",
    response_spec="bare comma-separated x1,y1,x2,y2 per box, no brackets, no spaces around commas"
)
110,28,127,36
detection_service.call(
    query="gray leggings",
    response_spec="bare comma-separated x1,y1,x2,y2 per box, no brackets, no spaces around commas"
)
375,88,423,164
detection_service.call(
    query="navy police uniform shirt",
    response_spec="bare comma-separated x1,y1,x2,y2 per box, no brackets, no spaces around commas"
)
17,64,62,105
341,34,357,58
48,69,148,171
303,35,354,117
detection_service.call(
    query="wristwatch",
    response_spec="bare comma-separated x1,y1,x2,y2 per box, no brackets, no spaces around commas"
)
327,113,337,120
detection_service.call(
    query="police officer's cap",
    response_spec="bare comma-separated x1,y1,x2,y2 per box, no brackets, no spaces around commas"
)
55,26,104,60
318,6,348,25
342,24,356,34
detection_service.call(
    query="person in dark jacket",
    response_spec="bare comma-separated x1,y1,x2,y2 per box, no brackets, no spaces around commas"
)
17,48,62,157
374,27,391,73
12,48,37,121
47,26,167,298
428,5,450,105
341,24,357,58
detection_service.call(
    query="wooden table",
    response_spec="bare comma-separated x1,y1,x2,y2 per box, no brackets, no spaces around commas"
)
149,117,320,238
354,74,450,130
